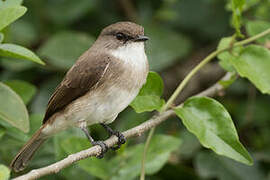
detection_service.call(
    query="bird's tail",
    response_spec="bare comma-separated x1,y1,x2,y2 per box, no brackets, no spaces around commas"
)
10,125,47,172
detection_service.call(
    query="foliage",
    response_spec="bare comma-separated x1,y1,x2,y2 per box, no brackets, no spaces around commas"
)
0,164,10,180
130,71,165,113
218,38,270,94
246,20,270,43
0,3,26,31
0,43,44,65
4,80,36,105
175,97,252,165
0,82,28,132
230,0,246,37
0,0,270,179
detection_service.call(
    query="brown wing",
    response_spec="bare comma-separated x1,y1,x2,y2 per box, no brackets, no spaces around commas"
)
43,53,110,124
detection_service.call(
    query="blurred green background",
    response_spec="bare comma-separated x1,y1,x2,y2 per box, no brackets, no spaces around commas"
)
0,0,270,179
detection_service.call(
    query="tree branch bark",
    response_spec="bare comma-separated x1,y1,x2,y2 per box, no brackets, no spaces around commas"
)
13,72,233,180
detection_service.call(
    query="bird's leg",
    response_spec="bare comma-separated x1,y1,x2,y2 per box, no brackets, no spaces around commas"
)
100,123,126,150
80,126,108,158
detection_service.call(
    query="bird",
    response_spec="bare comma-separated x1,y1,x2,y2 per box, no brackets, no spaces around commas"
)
10,21,149,172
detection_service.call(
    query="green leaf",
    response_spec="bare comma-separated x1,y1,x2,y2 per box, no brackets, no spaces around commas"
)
0,118,29,141
246,20,270,44
130,96,165,113
231,0,245,37
61,135,181,180
174,96,253,165
218,72,237,88
195,152,265,180
145,24,192,71
0,43,45,65
229,45,270,94
38,31,94,70
219,58,234,72
0,82,29,133
0,33,4,43
130,71,165,113
4,80,37,105
0,164,10,180
0,6,26,31
217,37,239,72
217,38,270,94
0,0,23,7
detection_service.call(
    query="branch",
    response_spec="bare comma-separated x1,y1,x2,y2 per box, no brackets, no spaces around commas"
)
13,72,232,180
195,72,234,98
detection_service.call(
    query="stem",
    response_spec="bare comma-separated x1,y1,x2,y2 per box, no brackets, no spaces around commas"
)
140,27,270,180
235,28,270,46
162,27,270,111
140,127,155,180
160,49,222,111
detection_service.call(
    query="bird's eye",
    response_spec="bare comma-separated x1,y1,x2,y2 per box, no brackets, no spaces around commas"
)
116,33,125,40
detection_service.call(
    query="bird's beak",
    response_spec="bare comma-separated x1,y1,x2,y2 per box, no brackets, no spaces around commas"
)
134,35,149,42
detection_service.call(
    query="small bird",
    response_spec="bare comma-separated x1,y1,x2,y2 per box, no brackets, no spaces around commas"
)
10,21,149,172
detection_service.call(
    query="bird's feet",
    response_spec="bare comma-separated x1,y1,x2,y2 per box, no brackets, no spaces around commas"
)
110,131,126,150
91,140,108,158
100,123,126,150
80,126,108,158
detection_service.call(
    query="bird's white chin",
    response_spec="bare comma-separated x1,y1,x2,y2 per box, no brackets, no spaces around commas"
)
110,42,147,69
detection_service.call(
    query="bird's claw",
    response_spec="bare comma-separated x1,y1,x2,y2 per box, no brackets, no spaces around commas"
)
111,131,126,151
92,141,108,158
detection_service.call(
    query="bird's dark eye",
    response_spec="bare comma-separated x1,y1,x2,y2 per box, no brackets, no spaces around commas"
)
115,32,125,40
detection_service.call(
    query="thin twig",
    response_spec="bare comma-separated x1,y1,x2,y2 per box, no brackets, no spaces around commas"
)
140,127,155,180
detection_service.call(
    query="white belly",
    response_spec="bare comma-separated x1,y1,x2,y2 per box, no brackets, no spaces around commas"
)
72,85,140,125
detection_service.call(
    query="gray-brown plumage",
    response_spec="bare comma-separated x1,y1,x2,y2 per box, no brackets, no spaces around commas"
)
10,21,149,172
43,55,111,124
